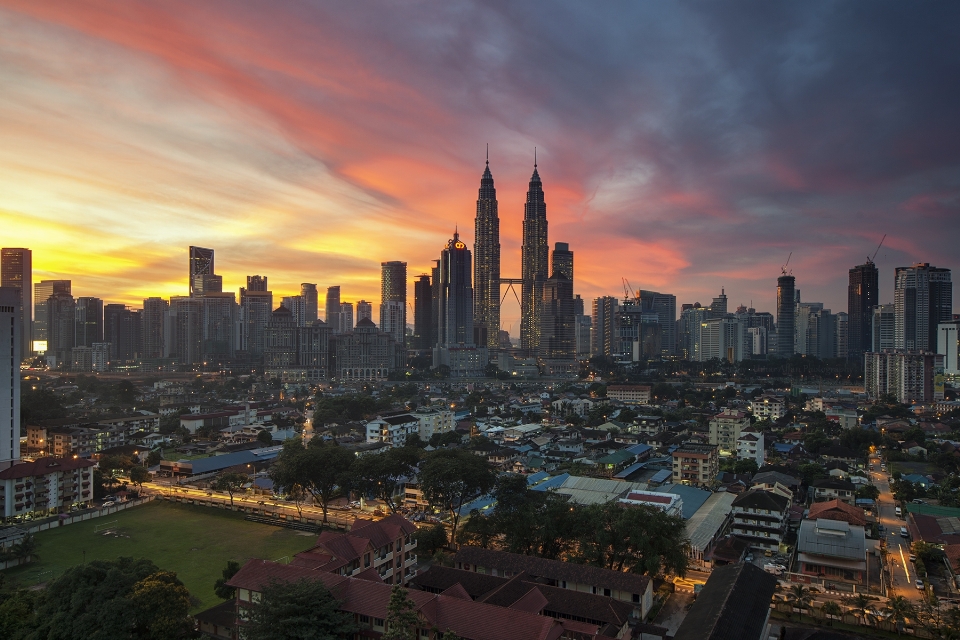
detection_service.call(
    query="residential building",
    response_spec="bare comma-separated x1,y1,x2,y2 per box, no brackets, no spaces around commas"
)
141,297,168,359
355,300,372,324
300,283,318,324
168,296,203,365
325,285,340,334
895,262,953,352
73,296,103,348
871,303,895,352
806,499,867,527
939,321,959,374
864,350,945,403
412,274,433,351
0,288,20,469
239,280,272,358
103,303,141,363
700,316,743,362
366,414,419,447
380,261,406,348
796,518,868,587
678,303,713,361
709,408,750,457
737,431,764,467
672,563,778,640
33,279,70,352
672,443,719,487
520,161,549,355
590,296,618,358
339,302,354,333
453,546,653,618
0,248,31,357
472,156,500,350
777,274,796,357
848,259,879,363
730,489,790,552
413,408,454,441
749,395,786,421
812,478,856,505
0,457,95,520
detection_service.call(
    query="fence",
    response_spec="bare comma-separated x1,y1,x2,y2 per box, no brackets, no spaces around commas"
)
158,494,350,530
0,497,156,538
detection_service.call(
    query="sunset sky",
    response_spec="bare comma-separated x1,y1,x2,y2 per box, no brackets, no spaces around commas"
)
2,1,958,334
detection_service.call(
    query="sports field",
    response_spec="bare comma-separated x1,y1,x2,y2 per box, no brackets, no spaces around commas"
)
1,500,315,612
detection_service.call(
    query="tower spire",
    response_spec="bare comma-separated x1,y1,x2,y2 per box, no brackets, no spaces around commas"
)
486,143,489,165
534,146,537,168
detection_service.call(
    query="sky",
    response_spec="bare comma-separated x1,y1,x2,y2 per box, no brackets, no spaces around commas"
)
2,1,958,335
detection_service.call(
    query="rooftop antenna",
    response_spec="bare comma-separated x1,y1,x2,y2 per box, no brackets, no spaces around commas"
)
534,147,537,168
781,252,792,276
486,143,489,165
869,234,886,263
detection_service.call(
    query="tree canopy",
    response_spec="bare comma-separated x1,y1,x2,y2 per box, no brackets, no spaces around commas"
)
244,578,356,640
417,448,496,542
353,446,421,514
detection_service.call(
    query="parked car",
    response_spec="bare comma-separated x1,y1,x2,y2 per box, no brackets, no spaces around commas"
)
901,526,910,538
896,506,902,517
910,554,917,562
913,499,925,505
916,579,925,590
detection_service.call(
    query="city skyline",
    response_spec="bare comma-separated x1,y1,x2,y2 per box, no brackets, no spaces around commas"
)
2,2,959,328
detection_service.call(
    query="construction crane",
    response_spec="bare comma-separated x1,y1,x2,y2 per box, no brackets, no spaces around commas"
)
869,234,886,263
781,252,792,276
622,278,638,302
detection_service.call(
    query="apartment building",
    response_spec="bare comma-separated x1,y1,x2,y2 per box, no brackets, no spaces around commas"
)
607,384,651,405
672,443,719,488
749,395,786,421
708,408,750,457
730,489,790,552
0,457,95,520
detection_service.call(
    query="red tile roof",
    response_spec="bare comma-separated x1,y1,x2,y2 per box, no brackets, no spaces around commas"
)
0,457,95,480
806,499,867,527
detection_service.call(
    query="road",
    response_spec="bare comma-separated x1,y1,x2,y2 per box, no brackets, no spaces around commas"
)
870,455,923,602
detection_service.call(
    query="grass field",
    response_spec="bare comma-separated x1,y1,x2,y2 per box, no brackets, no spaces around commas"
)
1,501,316,612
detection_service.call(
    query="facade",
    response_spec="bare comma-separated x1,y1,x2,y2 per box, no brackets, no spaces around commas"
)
776,274,796,357
74,298,103,348
672,443,719,487
380,261,407,348
330,318,401,380
33,279,70,353
871,303,895,352
607,384,651,404
0,288,20,469
0,457,95,520
200,292,237,360
366,414,420,447
864,350,945,403
0,248,31,357
295,320,332,378
47,291,76,365
737,431,764,467
520,163,548,354
168,296,203,365
472,157,500,350
730,489,790,552
188,246,220,297
848,260,879,363
895,262,953,352
413,408,454,441
635,290,677,357
104,303,142,363
263,306,297,369
356,300,372,324
699,316,743,362
412,274,433,351
708,408,750,457
939,322,960,374
339,302,354,333
615,300,662,362
590,296,618,357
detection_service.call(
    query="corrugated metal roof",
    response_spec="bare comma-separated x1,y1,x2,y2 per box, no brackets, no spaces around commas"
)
796,518,866,560
653,484,711,519
613,462,646,479
685,492,736,552
529,473,569,492
649,469,673,484
525,471,551,485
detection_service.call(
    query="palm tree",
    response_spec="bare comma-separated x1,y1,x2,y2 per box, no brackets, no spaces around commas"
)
842,593,875,627
883,595,916,635
787,585,813,621
821,600,842,625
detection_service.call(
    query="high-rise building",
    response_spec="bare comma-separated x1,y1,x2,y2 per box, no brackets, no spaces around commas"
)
141,297,169,359
848,260,879,362
473,156,500,351
520,161,548,354
776,275,796,357
1,248,31,357
74,297,104,348
699,317,744,363
281,295,305,326
413,274,433,351
339,302,354,333
326,286,341,334
239,284,273,358
795,302,824,356
200,292,237,360
168,296,203,365
938,322,960,374
871,303,895,352
356,300,373,324
104,304,141,362
300,283,318,324
835,312,849,360
434,231,487,376
894,263,953,352
330,318,402,380
551,242,573,282
380,261,407,348
540,272,575,362
0,287,21,469
679,303,714,361
710,289,728,315
188,246,219,297
33,280,71,349
865,351,945,403
637,290,677,357
574,294,591,360
263,305,298,369
48,292,76,365
591,296,619,358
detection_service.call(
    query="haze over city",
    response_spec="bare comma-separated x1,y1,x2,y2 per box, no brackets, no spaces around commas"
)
2,1,958,330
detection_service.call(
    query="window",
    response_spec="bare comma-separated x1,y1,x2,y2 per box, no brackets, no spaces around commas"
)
374,618,385,628
364,554,371,568
632,593,641,603
603,588,611,597
359,614,370,624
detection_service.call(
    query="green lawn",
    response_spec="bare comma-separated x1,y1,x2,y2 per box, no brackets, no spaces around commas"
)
1,500,316,612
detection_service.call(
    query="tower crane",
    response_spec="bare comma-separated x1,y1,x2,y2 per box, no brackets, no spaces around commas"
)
781,252,792,276
622,278,638,302
869,234,886,263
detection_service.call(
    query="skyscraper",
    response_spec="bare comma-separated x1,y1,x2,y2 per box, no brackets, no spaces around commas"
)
104,304,141,362
871,303,895,352
437,231,474,345
300,283,318,324
74,297,104,347
551,242,573,282
894,263,953,352
188,246,220,297
473,156,500,350
48,292,76,365
710,289,728,315
141,297,169,359
520,160,548,354
413,274,433,351
591,296,619,358
339,302,354,333
776,275,796,357
848,260,879,362
239,282,272,357
356,300,373,324
1,248,31,357
637,290,678,356
326,286,341,334
380,261,407,348
0,287,21,469
34,280,71,348
540,272,575,362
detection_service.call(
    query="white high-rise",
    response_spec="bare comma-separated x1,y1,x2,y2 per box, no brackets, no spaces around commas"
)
0,288,21,469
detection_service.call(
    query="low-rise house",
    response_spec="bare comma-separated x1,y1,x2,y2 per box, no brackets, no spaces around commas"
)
730,489,791,552
606,384,651,405
806,499,867,527
0,457,95,520
812,478,856,505
796,519,869,587
453,546,654,618
751,471,801,501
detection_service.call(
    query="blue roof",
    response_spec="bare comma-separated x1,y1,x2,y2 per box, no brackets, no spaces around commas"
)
458,495,495,515
526,471,551,485
184,446,281,475
649,469,673,484
903,474,931,486
773,443,794,453
855,498,875,506
626,443,653,456
530,473,570,492
653,483,711,519
614,462,646,479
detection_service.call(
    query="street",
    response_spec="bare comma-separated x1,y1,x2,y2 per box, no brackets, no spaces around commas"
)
870,455,923,602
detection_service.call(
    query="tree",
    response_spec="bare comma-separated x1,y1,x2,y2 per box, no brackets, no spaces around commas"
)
212,472,249,507
214,560,241,600
353,446,420,513
129,570,193,640
417,449,496,543
257,430,275,446
130,465,150,490
382,585,419,640
787,585,813,621
842,593,877,627
856,484,880,501
413,523,448,556
28,557,192,640
0,589,38,640
883,595,916,635
269,438,311,517
146,449,162,466
820,600,842,624
244,578,357,640
302,440,355,523
917,593,945,637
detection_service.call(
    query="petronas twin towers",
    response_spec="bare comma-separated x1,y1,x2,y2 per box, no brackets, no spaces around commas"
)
472,154,549,354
